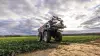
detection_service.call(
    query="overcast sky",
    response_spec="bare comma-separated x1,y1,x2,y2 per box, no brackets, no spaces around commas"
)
0,0,100,35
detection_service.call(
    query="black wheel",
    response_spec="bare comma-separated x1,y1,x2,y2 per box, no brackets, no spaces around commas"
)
55,32,62,42
43,31,51,43
38,32,42,42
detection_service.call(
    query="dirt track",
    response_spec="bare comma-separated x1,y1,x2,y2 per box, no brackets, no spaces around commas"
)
49,43,100,56
17,40,100,56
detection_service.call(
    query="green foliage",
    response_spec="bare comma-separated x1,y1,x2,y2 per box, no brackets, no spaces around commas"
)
0,37,53,56
0,35,100,56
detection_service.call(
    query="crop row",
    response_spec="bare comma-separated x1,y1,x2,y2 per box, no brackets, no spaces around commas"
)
0,37,54,56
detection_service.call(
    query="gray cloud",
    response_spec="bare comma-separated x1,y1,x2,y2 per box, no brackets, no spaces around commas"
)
80,7,100,29
0,19,39,35
0,0,100,35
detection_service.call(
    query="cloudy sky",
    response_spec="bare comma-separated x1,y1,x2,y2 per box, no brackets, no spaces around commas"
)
0,0,100,35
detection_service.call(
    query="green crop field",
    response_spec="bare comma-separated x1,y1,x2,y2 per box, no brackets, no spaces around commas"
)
0,35,100,56
62,35,100,43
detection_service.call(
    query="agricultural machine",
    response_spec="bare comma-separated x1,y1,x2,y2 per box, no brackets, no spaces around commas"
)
38,16,66,43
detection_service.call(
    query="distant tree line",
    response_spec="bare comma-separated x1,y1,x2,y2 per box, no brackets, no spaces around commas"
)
63,33,100,36
0,33,100,37
0,35,37,37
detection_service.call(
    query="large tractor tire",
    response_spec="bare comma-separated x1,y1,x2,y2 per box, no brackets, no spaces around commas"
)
55,32,62,42
43,31,51,43
38,32,42,42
